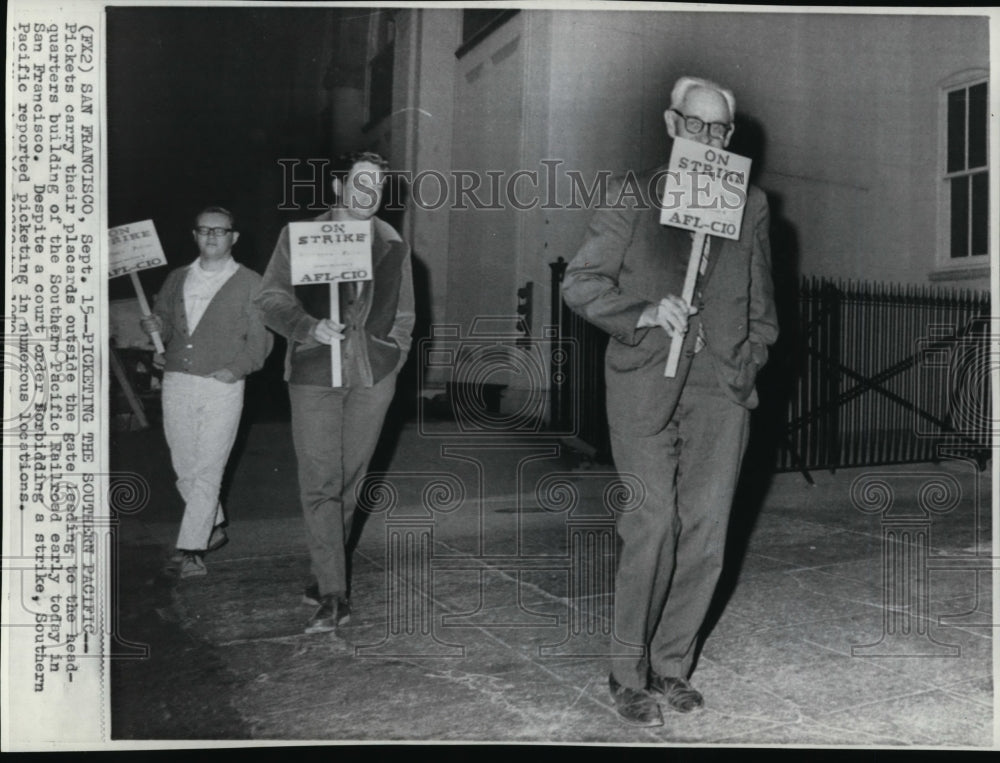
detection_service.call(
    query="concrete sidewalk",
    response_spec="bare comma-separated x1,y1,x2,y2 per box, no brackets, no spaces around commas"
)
110,415,994,746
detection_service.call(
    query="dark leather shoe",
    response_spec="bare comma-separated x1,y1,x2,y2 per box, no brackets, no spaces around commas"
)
608,673,664,727
302,582,321,606
304,595,351,634
206,526,228,552
648,672,704,713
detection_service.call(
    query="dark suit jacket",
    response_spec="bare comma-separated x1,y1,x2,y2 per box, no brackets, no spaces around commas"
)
561,161,778,437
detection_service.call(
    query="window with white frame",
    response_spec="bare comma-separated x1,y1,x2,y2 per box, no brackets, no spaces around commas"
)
944,77,988,262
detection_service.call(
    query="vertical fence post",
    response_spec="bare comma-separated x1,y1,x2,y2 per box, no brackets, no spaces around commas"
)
825,280,842,471
549,257,568,433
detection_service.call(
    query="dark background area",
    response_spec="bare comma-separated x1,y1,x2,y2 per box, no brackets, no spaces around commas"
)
106,5,365,298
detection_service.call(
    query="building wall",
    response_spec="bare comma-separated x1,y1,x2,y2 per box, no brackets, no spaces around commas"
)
401,10,459,340
391,9,990,397
396,10,553,389
383,10,461,386
446,13,526,329
539,11,990,290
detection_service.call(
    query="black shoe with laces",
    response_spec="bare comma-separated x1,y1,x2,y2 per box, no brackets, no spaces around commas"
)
648,671,704,713
608,673,664,727
304,594,351,634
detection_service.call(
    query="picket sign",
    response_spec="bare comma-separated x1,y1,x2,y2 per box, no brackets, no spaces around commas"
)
662,231,709,377
659,137,751,377
108,219,168,354
289,219,373,387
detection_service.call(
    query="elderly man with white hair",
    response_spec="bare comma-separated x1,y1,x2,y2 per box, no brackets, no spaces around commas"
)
562,76,778,726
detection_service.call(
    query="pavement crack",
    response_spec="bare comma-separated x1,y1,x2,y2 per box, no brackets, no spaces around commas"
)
420,668,528,719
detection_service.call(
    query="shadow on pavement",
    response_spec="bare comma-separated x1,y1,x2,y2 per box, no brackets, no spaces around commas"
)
111,542,253,739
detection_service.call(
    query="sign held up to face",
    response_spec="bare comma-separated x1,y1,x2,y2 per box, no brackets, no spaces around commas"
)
290,220,373,285
107,219,167,278
659,137,752,240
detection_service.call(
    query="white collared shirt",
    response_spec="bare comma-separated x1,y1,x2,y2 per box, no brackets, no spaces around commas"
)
184,255,239,332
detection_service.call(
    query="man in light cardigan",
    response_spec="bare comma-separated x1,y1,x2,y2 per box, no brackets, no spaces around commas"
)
140,206,271,578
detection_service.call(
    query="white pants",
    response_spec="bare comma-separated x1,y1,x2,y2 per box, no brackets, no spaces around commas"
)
162,372,245,551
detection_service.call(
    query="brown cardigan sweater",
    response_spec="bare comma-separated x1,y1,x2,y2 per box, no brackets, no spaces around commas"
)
152,262,271,379
255,213,415,388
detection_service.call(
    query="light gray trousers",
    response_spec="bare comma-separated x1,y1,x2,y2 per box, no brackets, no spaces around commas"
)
162,371,243,551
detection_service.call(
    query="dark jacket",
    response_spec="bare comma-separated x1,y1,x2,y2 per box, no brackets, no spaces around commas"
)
561,160,778,437
255,211,415,387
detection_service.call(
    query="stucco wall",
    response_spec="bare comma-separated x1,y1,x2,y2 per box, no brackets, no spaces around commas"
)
401,9,990,398
540,11,990,290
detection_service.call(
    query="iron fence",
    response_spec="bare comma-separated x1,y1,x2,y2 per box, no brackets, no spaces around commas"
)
549,260,993,477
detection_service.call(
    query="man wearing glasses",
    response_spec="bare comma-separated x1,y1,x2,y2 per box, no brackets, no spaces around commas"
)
140,206,271,578
255,152,415,635
562,76,778,726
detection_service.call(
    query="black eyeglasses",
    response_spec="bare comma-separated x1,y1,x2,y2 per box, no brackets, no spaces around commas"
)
669,109,732,140
194,226,233,237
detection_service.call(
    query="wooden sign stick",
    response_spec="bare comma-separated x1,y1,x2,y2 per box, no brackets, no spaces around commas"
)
129,271,165,354
330,283,342,387
664,231,707,378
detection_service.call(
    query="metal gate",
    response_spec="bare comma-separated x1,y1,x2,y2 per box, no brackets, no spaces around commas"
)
550,261,992,478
